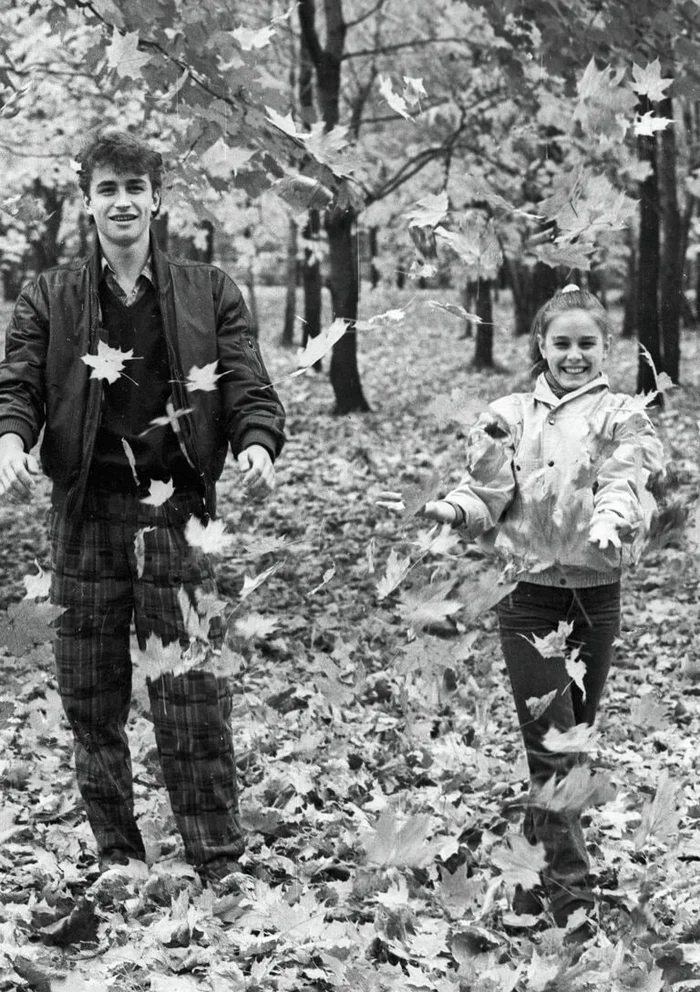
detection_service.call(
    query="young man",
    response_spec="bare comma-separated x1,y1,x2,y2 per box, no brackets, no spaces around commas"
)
0,131,285,885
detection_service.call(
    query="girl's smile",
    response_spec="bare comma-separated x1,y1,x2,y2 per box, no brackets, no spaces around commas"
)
538,310,610,390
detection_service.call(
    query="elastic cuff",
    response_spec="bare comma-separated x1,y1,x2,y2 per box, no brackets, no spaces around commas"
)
0,420,33,451
240,429,276,461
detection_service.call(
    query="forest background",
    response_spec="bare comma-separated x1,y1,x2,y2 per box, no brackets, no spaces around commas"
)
1,1,700,991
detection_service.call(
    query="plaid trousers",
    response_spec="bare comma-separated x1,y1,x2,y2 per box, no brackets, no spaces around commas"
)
49,487,244,868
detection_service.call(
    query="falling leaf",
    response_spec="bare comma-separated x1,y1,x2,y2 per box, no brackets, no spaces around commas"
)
121,438,139,485
22,561,51,599
231,24,275,49
133,634,188,686
138,401,194,436
106,29,151,80
525,690,558,719
355,304,412,330
0,600,62,656
234,612,279,639
81,341,135,384
273,175,334,214
631,59,674,102
525,620,574,659
265,106,300,137
634,771,680,850
185,361,225,393
542,722,598,753
292,317,349,371
403,75,427,106
134,526,155,578
378,75,412,120
310,565,336,595
376,549,411,600
565,647,587,700
426,300,483,323
534,765,616,814
240,563,279,600
402,469,443,518
239,534,289,556
492,835,547,890
184,516,235,555
404,191,449,228
633,112,674,136
140,477,175,507
532,241,595,271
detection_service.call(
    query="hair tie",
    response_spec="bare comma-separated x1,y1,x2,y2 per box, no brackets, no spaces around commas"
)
561,284,580,294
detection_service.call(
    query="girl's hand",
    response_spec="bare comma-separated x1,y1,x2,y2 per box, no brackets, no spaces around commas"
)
423,500,458,524
589,517,622,550
376,490,406,512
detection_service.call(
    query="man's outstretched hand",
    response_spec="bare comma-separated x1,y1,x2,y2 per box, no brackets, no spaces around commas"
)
237,444,275,497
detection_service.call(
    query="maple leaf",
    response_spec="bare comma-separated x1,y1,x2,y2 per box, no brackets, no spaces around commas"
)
629,693,668,731
185,361,224,393
133,634,189,687
492,835,547,890
0,600,62,656
532,241,595,271
378,75,412,120
232,24,275,50
134,526,155,579
293,317,349,371
426,299,483,323
234,612,278,639
273,175,334,215
634,112,674,137
404,191,449,228
81,341,135,384
362,809,441,867
121,439,139,485
239,534,288,556
411,523,461,556
184,516,235,555
534,766,616,814
565,647,587,700
22,561,51,599
634,771,680,850
265,106,300,137
240,563,279,600
460,572,517,625
403,75,427,106
525,690,558,719
140,477,175,507
525,619,574,658
310,565,336,595
376,549,411,600
437,864,484,919
402,469,443,518
631,59,674,102
542,722,598,754
355,304,412,331
138,401,194,436
106,29,151,80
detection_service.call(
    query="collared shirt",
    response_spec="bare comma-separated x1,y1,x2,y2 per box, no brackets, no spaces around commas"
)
101,254,155,307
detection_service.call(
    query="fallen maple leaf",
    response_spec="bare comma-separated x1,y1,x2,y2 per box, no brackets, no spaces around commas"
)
81,341,135,384
0,600,62,655
491,835,547,890
310,564,336,595
362,809,442,867
140,477,175,507
634,770,680,850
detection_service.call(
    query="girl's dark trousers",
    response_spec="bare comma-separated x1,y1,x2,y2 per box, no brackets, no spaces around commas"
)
496,580,620,912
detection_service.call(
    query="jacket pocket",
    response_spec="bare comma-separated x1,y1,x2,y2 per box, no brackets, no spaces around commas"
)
242,335,269,380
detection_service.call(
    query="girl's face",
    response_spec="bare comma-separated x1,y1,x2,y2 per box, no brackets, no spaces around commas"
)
538,310,610,390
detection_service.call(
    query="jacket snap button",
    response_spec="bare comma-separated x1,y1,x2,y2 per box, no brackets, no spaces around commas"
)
548,418,555,425
548,460,554,467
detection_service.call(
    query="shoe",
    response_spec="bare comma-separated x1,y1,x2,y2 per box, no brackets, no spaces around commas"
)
549,887,595,929
98,849,145,874
197,859,242,895
512,884,546,916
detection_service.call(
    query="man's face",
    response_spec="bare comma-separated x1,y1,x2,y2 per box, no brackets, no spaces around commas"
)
83,165,159,252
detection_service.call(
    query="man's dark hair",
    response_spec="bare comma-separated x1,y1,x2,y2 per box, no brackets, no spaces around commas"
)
76,130,165,205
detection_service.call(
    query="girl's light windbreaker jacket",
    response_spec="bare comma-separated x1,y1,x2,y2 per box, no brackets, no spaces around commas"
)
444,374,665,587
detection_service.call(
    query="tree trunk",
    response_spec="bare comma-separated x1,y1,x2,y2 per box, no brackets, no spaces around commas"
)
30,181,63,273
636,95,662,397
471,279,494,369
326,205,370,413
302,209,323,348
621,230,637,338
657,96,681,384
298,0,370,412
504,258,558,336
281,216,298,347
245,269,259,339
368,226,380,288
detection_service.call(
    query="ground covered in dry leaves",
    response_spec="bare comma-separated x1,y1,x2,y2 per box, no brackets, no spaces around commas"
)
0,285,699,992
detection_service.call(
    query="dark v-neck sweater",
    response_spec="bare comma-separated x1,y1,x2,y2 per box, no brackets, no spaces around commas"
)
88,279,202,493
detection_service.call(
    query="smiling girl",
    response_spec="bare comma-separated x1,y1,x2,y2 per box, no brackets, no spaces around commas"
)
383,285,664,935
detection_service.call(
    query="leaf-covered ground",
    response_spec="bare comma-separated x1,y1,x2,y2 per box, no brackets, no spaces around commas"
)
1,286,700,992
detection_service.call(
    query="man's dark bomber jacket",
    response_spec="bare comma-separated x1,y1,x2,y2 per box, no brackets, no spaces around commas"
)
0,239,286,517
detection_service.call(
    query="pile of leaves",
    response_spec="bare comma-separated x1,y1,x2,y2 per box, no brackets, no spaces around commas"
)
1,287,700,991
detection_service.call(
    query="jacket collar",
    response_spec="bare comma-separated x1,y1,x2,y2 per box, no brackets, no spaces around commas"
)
533,371,610,408
85,231,170,292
